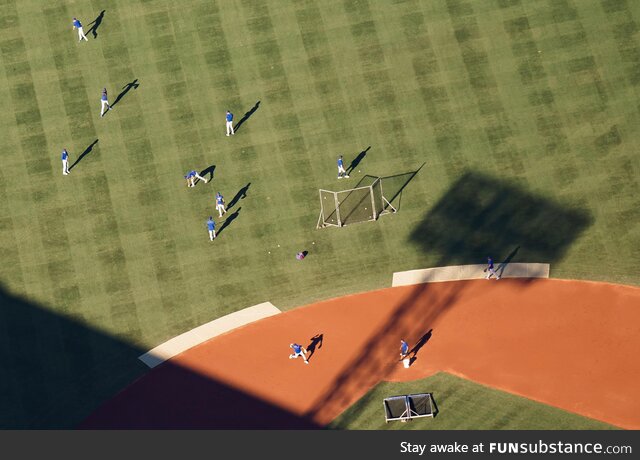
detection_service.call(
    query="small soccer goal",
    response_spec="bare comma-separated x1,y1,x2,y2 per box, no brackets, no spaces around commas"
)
317,176,397,228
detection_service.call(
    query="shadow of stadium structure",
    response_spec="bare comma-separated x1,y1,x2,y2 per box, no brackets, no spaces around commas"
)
305,171,592,424
1,172,592,428
0,284,318,429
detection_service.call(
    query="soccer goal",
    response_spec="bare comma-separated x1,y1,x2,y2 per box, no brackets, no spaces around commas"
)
317,177,397,228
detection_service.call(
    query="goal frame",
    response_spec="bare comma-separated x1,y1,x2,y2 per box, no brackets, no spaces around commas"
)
317,177,396,229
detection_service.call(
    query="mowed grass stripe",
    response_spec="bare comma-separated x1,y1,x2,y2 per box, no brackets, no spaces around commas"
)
1,1,81,312
446,0,526,177
37,2,143,337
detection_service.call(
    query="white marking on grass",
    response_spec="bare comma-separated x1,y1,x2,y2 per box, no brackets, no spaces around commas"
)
139,302,281,368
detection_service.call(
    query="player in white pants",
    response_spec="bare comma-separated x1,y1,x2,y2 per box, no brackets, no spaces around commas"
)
226,111,234,136
215,192,226,218
185,170,208,187
61,149,70,175
289,343,309,364
100,88,111,117
72,18,88,42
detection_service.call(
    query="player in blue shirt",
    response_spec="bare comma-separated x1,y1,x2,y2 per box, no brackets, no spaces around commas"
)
206,217,216,241
225,110,234,136
289,343,309,364
337,155,349,179
100,88,111,117
400,339,409,360
215,192,226,218
485,256,500,280
72,17,88,42
61,148,70,175
184,170,208,187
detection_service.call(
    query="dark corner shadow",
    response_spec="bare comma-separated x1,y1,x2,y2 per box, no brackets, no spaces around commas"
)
227,182,251,210
0,283,319,429
497,246,520,277
346,146,371,175
409,171,593,274
87,10,105,39
408,329,432,366
217,207,241,236
306,333,324,362
111,79,140,108
233,100,260,133
69,139,99,171
200,164,216,182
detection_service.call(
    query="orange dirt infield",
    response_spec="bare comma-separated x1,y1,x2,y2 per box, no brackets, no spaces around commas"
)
81,278,640,429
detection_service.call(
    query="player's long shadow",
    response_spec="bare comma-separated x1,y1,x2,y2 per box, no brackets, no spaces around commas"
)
87,10,105,39
217,207,241,236
69,139,99,171
497,246,520,278
111,79,139,108
306,333,324,362
227,182,251,210
199,164,216,183
346,146,370,176
233,100,260,133
408,329,432,366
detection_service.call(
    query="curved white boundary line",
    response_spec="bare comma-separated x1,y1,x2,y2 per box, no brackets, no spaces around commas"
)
139,302,281,368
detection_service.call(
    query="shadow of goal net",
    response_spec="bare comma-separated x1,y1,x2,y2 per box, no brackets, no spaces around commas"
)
317,177,396,228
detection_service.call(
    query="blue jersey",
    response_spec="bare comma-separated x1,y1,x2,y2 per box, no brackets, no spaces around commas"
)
101,89,108,101
337,158,344,168
207,219,215,231
487,257,494,269
73,19,82,28
61,150,68,161
292,344,302,354
216,194,224,205
226,112,233,122
400,341,409,355
185,171,197,179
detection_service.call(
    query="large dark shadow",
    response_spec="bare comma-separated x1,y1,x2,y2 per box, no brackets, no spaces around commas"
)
200,164,216,182
0,283,318,429
69,139,99,171
233,100,260,133
312,171,591,424
227,182,251,210
410,171,593,265
345,146,370,176
87,10,105,39
217,207,241,236
111,79,139,108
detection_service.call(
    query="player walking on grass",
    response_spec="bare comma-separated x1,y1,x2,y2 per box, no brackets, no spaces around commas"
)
61,148,70,175
215,192,226,218
72,18,89,42
100,88,111,117
485,256,500,280
207,217,216,241
184,170,208,187
289,343,309,364
225,110,234,136
337,155,349,179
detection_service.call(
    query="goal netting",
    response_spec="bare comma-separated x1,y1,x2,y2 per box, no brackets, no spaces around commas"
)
317,177,396,228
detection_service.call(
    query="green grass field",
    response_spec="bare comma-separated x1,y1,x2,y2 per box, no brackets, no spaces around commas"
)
0,0,638,428
330,372,617,430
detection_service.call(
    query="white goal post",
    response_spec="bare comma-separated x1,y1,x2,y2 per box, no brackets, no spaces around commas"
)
317,177,396,228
